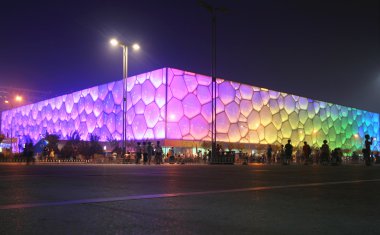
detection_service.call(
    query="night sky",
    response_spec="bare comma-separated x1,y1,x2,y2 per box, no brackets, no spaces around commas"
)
1,0,379,113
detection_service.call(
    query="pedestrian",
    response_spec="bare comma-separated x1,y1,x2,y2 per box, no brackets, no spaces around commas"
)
155,141,163,164
142,142,148,164
284,140,293,165
320,140,330,165
147,141,153,165
302,141,312,165
363,134,373,166
135,142,142,164
266,145,273,164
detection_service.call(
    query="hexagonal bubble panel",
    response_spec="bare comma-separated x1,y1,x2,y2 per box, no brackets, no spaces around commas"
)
190,115,209,140
216,112,230,133
240,84,253,100
252,92,263,111
197,85,211,105
218,82,235,105
144,102,160,128
171,76,188,100
93,99,104,117
149,69,164,88
182,94,201,119
247,110,260,130
268,99,280,114
228,124,241,142
225,102,240,123
167,122,182,139
240,100,252,118
178,116,190,136
141,80,156,105
201,102,212,123
167,98,183,122
130,84,142,105
284,95,296,114
184,74,198,92
84,94,94,114
259,106,272,127
134,100,146,115
155,84,166,108
265,123,277,144
132,114,147,140
154,121,166,139
260,90,270,105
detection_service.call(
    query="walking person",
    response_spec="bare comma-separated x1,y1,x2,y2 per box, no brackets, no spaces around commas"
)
320,140,330,165
302,141,312,165
155,141,163,164
135,142,142,164
142,142,148,164
147,141,153,165
266,145,273,164
363,134,373,166
284,140,293,165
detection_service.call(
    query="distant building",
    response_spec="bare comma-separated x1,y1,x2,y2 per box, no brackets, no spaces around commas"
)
1,68,379,152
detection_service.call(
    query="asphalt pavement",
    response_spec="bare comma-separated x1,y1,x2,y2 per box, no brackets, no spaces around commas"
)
1,163,380,235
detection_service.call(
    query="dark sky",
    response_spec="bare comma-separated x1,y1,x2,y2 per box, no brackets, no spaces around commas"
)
0,0,379,113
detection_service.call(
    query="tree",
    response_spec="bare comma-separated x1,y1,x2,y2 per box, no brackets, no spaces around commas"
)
107,136,122,156
61,131,81,159
44,132,60,155
79,134,103,160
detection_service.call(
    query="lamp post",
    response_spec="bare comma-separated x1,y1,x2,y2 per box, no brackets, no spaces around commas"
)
110,38,140,156
200,1,227,162
4,95,23,154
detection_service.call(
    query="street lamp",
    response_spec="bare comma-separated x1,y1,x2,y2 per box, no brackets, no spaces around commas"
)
4,95,23,154
110,38,140,156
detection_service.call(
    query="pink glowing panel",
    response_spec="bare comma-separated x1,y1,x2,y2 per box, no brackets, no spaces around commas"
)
115,111,123,134
132,114,147,139
167,122,182,139
190,115,209,139
167,98,183,122
144,102,160,128
103,93,115,114
178,116,190,136
93,99,103,117
197,85,211,105
218,82,235,105
65,94,74,113
131,84,142,105
126,108,135,125
84,94,94,114
141,80,156,105
154,121,165,139
182,94,201,119
149,69,164,88
112,80,123,105
216,112,230,133
171,76,188,100
184,74,198,92
201,102,212,123
240,84,253,100
225,102,240,123
155,85,166,108
134,100,146,115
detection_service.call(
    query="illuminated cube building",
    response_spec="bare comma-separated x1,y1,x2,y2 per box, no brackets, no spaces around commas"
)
1,68,379,152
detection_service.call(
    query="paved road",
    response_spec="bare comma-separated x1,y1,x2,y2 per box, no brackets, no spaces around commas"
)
0,163,380,235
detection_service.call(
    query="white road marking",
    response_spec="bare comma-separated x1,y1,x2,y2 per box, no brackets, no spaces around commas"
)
1,178,380,210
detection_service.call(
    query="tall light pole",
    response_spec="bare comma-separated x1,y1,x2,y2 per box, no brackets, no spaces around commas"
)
4,95,23,154
110,38,140,156
200,1,227,163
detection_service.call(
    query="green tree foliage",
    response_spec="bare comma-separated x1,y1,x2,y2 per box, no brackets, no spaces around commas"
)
61,131,81,159
79,134,103,160
107,136,122,156
44,132,60,154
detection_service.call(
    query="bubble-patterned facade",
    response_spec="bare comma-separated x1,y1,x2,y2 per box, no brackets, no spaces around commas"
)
1,68,379,151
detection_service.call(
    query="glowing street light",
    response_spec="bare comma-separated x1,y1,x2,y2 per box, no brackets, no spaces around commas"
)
110,38,140,156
